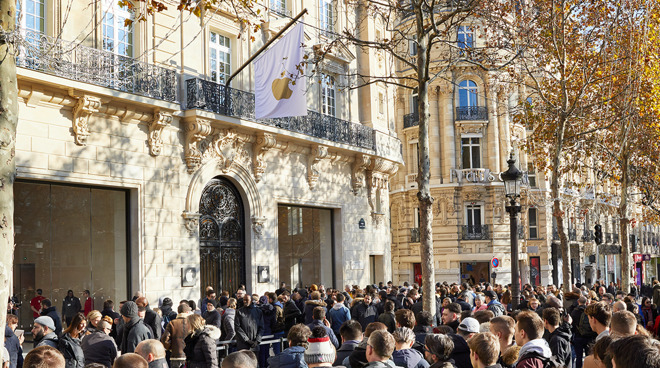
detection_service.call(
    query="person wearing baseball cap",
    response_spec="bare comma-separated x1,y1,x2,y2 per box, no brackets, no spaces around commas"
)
32,316,59,348
484,291,505,317
457,317,479,340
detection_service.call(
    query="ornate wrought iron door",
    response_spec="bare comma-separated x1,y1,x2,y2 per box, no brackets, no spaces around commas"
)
199,177,245,295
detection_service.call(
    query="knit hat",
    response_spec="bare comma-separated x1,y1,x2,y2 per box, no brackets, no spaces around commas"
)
120,301,138,318
304,335,336,364
34,316,55,331
484,290,498,300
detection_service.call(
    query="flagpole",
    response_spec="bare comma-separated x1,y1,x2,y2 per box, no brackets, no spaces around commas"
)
225,8,308,87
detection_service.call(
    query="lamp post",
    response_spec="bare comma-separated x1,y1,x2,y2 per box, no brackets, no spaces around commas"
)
501,152,523,311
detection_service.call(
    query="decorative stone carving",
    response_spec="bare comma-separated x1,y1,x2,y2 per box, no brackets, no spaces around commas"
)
213,129,246,173
463,190,483,202
371,212,386,227
455,121,488,135
252,216,266,238
72,95,101,146
366,158,398,213
148,111,172,156
184,118,213,173
351,154,371,195
182,211,201,235
307,145,329,190
435,193,456,225
252,133,277,182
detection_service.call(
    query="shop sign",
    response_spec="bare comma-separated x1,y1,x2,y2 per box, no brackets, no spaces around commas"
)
634,254,643,262
644,254,651,261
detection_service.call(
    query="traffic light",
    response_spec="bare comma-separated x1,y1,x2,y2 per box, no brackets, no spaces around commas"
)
594,224,603,245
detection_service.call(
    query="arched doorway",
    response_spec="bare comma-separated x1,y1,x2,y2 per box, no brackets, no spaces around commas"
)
199,177,245,295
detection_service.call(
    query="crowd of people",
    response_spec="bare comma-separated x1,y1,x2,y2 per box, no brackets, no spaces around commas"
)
4,279,660,368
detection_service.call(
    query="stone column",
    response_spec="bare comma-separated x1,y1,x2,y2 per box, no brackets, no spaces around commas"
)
499,87,512,169
487,88,500,172
440,83,455,181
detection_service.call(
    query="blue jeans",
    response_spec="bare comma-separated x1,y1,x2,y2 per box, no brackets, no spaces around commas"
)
573,336,591,368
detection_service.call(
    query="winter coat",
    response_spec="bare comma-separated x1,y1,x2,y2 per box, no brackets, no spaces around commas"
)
653,284,660,306
351,300,378,331
221,309,236,342
335,340,360,366
161,313,191,359
304,300,327,325
516,338,551,368
284,300,302,332
203,309,222,329
307,319,340,348
184,326,220,368
4,326,21,368
41,306,63,337
487,300,506,317
58,333,85,368
547,323,572,368
267,345,308,368
378,312,396,333
261,303,277,335
234,304,264,351
160,305,178,327
81,330,118,368
144,307,163,339
448,333,471,368
35,332,59,348
120,317,153,353
392,348,430,368
328,302,351,336
365,360,399,368
272,301,285,333
456,300,472,312
62,296,82,319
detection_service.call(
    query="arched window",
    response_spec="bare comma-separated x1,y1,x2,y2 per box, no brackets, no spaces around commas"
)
459,80,478,107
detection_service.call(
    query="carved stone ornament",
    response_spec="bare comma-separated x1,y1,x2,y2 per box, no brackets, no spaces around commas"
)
148,112,173,156
252,133,277,182
307,145,329,190
351,154,371,195
212,129,246,173
371,211,386,227
184,118,213,173
435,194,456,225
182,211,201,235
72,95,101,146
456,121,488,136
252,216,266,238
463,190,483,202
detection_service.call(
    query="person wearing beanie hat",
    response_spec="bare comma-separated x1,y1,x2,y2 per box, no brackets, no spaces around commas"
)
160,298,178,327
119,301,152,354
305,327,337,367
32,316,59,348
484,291,505,317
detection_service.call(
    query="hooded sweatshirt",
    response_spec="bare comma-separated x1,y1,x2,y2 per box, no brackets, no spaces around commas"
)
548,323,572,368
392,348,430,368
516,338,552,368
328,302,351,336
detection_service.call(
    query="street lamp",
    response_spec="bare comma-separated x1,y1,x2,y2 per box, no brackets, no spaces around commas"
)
501,152,523,311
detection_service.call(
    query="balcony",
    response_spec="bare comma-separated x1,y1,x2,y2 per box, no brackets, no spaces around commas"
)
456,106,488,121
186,78,375,150
461,225,490,240
410,228,420,243
582,230,594,242
403,113,419,128
14,30,177,102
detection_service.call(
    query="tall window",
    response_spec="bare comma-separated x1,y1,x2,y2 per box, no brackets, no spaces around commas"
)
459,80,478,107
102,0,133,56
527,162,537,187
270,0,287,15
210,32,231,84
411,90,419,114
410,143,419,174
321,74,336,116
457,26,474,49
461,137,481,169
287,207,303,235
319,0,334,35
466,204,482,229
528,208,538,239
16,0,45,33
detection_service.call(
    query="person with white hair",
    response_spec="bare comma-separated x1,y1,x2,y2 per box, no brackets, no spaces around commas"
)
391,327,429,368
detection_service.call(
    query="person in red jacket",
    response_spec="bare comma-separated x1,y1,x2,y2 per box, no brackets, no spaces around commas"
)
514,311,552,368
83,290,94,317
30,289,46,319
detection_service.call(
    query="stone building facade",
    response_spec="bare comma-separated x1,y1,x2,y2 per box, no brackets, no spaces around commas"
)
10,0,401,329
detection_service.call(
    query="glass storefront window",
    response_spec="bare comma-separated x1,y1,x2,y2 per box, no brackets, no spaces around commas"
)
13,182,128,329
277,206,334,289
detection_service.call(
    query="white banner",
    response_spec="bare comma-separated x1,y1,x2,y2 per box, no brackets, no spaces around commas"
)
254,23,307,119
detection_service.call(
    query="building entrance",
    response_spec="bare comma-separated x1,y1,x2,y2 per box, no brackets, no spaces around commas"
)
460,261,490,284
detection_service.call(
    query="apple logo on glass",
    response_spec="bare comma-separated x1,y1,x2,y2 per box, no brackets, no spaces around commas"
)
271,77,294,100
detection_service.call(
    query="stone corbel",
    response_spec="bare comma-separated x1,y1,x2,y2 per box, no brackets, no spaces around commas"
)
213,128,245,173
307,145,329,190
71,95,102,146
252,132,277,182
184,118,213,173
351,154,371,195
182,211,201,235
252,216,267,239
148,111,173,156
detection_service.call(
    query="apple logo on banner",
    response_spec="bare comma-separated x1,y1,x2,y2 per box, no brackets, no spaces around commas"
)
272,76,294,100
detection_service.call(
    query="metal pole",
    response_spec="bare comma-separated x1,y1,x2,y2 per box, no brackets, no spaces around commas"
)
508,199,521,311
225,8,309,87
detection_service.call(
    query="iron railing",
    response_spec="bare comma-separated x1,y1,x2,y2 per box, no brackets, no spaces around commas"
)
461,225,490,240
186,78,375,149
410,228,420,243
456,106,488,121
582,230,594,242
13,30,177,102
403,113,419,128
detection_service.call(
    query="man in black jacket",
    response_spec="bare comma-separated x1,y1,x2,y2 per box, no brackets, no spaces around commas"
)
335,320,362,366
40,299,62,337
282,292,302,332
234,294,264,352
543,307,572,368
571,296,594,368
62,290,82,327
120,301,153,353
136,297,162,340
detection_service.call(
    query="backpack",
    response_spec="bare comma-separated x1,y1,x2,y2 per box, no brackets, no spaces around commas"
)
519,351,563,368
577,310,597,338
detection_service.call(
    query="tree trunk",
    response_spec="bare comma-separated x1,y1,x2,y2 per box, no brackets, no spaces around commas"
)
619,151,631,293
0,0,18,348
550,117,571,293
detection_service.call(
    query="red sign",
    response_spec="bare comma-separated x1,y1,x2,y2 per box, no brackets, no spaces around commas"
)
634,254,643,262
491,257,500,268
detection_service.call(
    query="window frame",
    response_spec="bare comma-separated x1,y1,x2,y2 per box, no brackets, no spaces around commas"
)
457,25,474,49
461,137,481,169
16,0,46,34
321,73,336,117
101,0,134,57
465,204,483,230
209,31,232,85
528,208,538,239
319,0,334,36
458,80,479,107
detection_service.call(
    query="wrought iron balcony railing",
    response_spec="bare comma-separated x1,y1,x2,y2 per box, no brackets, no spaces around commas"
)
186,78,375,150
582,230,594,242
461,225,490,240
403,113,419,128
410,228,420,243
13,30,177,102
456,106,488,121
